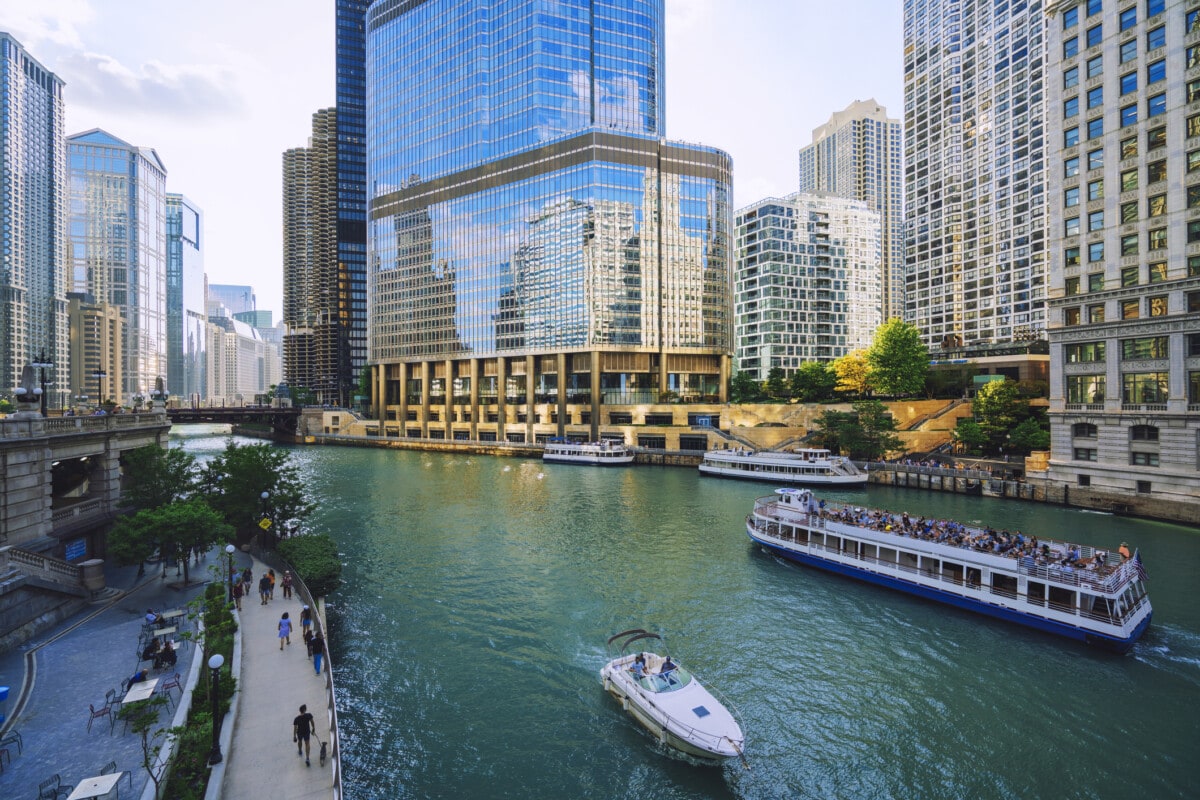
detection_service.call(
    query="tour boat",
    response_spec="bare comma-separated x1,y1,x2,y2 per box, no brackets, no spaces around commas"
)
600,629,746,763
699,447,867,486
745,489,1152,652
542,439,634,465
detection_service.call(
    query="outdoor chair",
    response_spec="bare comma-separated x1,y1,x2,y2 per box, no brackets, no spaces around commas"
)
160,672,182,697
0,746,9,773
0,728,21,754
86,701,113,734
100,760,133,790
37,773,71,799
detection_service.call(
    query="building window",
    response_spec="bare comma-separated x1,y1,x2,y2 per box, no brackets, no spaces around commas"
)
1148,93,1167,117
1066,217,1081,236
1190,370,1200,401
1066,247,1082,267
1087,272,1105,292
1120,6,1137,29
1088,148,1104,170
1066,342,1106,363
1147,126,1166,150
1088,179,1104,200
1190,8,1200,33
1147,59,1166,84
1191,220,1200,243
1087,0,1101,15
1131,452,1160,467
1148,160,1167,182
1121,39,1138,63
1120,200,1138,223
1073,423,1099,437
1148,261,1167,283
1089,241,1105,262
1065,307,1082,325
1189,185,1200,208
1065,156,1080,177
1191,336,1200,357
1089,304,1106,323
1067,374,1106,402
1075,448,1098,461
1121,266,1140,286
1088,87,1104,108
1088,210,1105,231
1190,151,1200,172
1137,480,1152,493
1065,36,1080,58
1192,256,1200,276
1190,291,1200,312
1065,66,1080,89
1087,54,1104,78
1066,187,1081,207
1064,97,1080,118
1120,104,1138,127
1121,135,1138,159
1123,372,1168,403
1147,0,1164,18
1149,295,1168,316
1065,7,1080,28
1088,117,1104,139
1120,71,1137,95
1087,24,1103,47
1121,168,1138,191
1147,25,1165,50
1148,194,1167,217
1066,275,1081,295
1079,474,1092,486
1066,126,1081,147
1122,299,1141,319
1131,425,1160,441
1122,337,1169,359
1121,234,1139,255
1190,114,1200,138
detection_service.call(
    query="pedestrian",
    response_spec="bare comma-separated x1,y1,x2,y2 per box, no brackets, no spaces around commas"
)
241,567,253,597
293,703,316,767
311,629,325,676
282,570,294,599
278,611,292,649
303,627,314,656
232,580,244,611
259,574,271,605
268,569,277,600
300,605,313,635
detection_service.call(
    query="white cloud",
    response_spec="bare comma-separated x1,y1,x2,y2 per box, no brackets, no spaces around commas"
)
59,51,245,118
0,0,95,50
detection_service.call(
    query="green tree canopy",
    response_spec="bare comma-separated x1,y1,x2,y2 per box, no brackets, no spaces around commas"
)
953,418,988,456
789,361,836,403
729,370,764,403
200,442,315,539
1007,416,1050,455
278,532,343,598
867,319,930,397
972,379,1030,455
832,350,873,396
765,367,790,401
109,499,233,584
810,400,902,460
121,445,198,510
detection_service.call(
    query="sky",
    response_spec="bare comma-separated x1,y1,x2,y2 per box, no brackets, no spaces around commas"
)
0,0,904,316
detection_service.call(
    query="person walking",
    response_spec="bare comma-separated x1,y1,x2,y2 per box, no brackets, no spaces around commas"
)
278,611,292,649
311,629,325,676
241,567,253,598
267,569,277,600
300,605,313,636
281,570,294,599
232,580,244,611
293,703,316,767
258,574,271,605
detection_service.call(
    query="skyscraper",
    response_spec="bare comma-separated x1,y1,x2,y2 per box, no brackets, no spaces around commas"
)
166,193,206,403
67,129,168,404
1044,0,1200,502
0,33,67,401
903,1,1048,349
282,108,343,405
799,100,903,322
364,0,732,442
734,194,882,380
208,284,256,315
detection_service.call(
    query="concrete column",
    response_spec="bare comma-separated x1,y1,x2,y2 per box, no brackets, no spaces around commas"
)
419,361,430,438
397,364,408,436
590,350,601,441
444,359,454,436
525,354,536,443
470,358,480,440
719,354,731,403
556,353,567,437
658,352,668,402
497,357,508,441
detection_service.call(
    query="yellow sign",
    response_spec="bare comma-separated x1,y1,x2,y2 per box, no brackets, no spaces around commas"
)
258,517,272,530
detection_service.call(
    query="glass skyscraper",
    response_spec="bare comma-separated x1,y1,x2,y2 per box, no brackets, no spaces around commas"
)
67,129,168,404
166,193,206,403
0,33,67,400
364,0,732,442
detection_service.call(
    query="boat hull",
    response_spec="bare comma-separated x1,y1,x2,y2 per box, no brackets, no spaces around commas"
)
543,454,634,466
699,464,867,486
748,527,1150,654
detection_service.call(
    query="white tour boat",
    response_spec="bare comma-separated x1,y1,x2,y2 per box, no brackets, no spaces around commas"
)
746,488,1152,652
699,446,867,486
600,629,746,763
543,439,634,466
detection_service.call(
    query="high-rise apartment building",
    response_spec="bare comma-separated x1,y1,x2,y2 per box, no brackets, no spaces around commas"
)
734,194,882,380
0,34,67,401
799,100,904,322
207,315,280,405
67,129,168,404
67,292,123,409
903,1,1048,349
363,0,732,441
282,107,345,406
166,193,206,403
1045,0,1200,502
337,0,370,404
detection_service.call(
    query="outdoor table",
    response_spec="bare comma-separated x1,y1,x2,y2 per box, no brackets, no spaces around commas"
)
122,677,159,705
160,609,184,620
65,772,122,799
151,626,176,639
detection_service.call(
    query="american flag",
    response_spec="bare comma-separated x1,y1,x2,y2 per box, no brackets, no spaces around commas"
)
1131,549,1149,582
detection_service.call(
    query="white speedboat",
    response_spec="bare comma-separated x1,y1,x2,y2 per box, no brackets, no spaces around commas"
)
600,629,745,763
543,439,634,465
699,446,867,486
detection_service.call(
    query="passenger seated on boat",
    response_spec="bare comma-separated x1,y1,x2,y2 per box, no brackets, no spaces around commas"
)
661,655,677,675
630,654,646,679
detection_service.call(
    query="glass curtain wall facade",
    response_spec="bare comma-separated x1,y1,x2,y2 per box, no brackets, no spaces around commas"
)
735,193,882,380
365,0,732,442
798,100,904,322
0,34,67,402
68,129,167,404
904,0,1048,349
1045,0,1200,502
338,0,370,406
166,193,206,403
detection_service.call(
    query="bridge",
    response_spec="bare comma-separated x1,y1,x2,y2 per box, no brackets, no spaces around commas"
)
166,405,301,435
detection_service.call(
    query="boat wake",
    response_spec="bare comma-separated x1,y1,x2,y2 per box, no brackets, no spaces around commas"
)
1131,624,1200,686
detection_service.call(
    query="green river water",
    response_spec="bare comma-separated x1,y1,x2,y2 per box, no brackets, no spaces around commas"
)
175,428,1200,799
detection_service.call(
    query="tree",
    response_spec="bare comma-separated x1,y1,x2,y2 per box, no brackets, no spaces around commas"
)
832,350,873,396
846,399,903,460
972,379,1029,455
729,370,764,403
867,319,929,397
119,696,172,799
278,533,343,597
789,361,836,402
1007,416,1050,454
808,409,857,455
953,419,988,456
200,442,315,539
765,367,790,402
925,365,973,399
108,499,233,585
121,445,198,509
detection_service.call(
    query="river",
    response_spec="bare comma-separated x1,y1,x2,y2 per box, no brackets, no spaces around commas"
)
174,428,1200,799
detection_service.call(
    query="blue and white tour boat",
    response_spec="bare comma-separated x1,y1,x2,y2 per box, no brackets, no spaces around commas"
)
699,446,867,486
543,439,634,466
745,489,1152,652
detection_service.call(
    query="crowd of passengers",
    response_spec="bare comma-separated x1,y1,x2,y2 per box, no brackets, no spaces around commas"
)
813,504,1118,576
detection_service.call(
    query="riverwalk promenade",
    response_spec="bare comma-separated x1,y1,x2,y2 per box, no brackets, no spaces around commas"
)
0,547,336,799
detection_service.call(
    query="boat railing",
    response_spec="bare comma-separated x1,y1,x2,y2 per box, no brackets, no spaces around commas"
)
636,674,743,753
747,516,1147,627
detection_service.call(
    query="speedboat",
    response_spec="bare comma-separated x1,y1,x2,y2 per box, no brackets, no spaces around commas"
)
599,629,745,762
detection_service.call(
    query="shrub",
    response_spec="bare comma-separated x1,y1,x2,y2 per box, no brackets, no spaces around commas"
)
278,533,343,598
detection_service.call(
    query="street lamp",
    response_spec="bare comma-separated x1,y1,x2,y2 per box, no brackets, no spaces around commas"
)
207,653,226,764
91,367,107,410
30,352,53,417
259,491,271,550
225,544,236,603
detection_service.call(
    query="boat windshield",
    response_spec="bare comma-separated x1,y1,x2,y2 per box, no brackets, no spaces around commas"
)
638,667,692,693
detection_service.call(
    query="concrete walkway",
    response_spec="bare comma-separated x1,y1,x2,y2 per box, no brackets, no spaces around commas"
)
219,556,331,799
